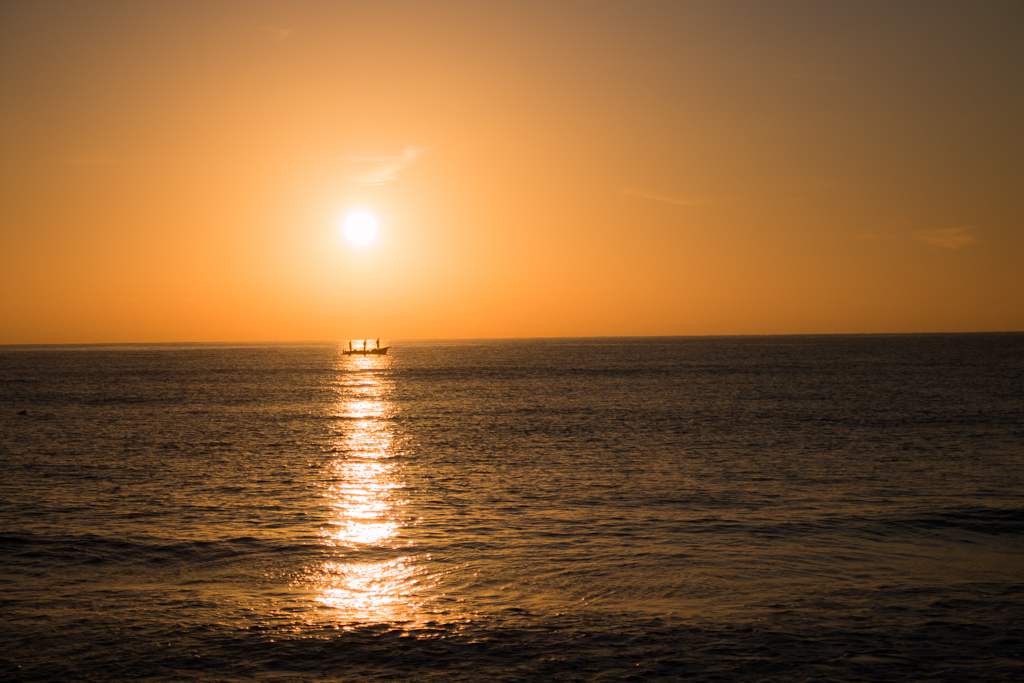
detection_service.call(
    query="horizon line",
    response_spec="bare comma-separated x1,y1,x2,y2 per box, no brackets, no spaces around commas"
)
2,330,1022,348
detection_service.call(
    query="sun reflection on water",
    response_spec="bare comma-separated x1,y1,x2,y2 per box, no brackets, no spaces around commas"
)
309,350,436,624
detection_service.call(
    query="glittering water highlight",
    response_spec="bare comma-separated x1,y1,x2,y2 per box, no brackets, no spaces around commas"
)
309,353,440,624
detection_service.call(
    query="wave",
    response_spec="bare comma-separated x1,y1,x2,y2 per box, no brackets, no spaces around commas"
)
0,532,318,568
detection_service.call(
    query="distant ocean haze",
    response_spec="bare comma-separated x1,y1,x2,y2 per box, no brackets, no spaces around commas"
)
1,335,1022,681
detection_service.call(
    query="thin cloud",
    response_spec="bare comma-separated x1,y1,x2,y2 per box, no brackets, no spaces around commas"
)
913,226,980,249
620,187,716,206
61,156,139,166
787,72,839,83
259,25,294,41
344,146,428,186
853,218,908,241
773,175,835,190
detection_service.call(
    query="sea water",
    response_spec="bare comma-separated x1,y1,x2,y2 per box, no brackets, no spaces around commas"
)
1,335,1022,681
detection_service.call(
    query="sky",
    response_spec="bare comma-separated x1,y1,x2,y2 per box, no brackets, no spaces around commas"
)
1,0,1022,343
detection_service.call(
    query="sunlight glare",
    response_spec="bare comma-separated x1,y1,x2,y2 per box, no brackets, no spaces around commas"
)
341,210,379,247
301,350,445,626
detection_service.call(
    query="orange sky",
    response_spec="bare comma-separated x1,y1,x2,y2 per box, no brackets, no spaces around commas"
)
2,1,1022,343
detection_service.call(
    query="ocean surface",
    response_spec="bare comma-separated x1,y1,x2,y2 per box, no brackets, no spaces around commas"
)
1,334,1022,681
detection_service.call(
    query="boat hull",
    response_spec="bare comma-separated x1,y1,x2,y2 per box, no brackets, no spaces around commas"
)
342,348,389,355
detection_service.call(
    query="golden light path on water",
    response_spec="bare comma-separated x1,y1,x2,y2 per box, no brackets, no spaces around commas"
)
309,350,435,625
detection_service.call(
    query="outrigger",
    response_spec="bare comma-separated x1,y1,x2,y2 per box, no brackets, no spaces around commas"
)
343,338,390,355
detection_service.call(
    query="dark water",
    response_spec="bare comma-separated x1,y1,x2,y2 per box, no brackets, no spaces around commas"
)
1,335,1022,681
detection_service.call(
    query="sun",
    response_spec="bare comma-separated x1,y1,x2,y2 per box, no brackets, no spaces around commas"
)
341,210,379,247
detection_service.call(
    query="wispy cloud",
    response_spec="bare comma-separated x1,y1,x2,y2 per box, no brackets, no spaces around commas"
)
853,218,906,241
61,156,139,167
913,226,980,249
343,146,428,186
787,72,839,83
259,25,294,41
773,175,835,190
620,187,716,206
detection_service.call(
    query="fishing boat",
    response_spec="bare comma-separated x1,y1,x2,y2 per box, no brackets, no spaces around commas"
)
343,339,389,355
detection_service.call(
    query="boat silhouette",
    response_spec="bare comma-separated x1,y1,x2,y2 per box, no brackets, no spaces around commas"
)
343,338,389,355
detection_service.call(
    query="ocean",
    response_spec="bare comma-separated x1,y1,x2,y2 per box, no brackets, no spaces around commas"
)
1,334,1022,681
